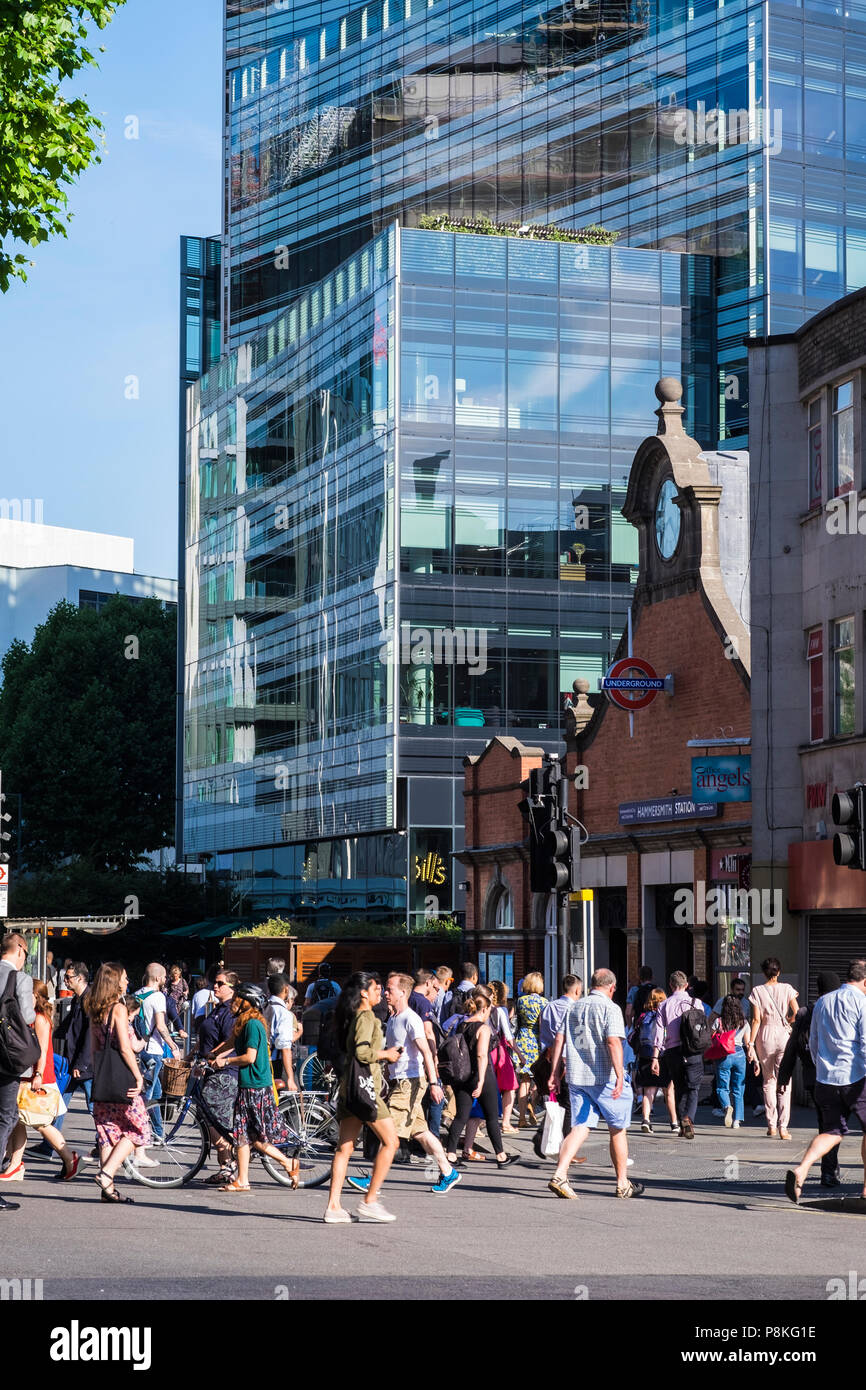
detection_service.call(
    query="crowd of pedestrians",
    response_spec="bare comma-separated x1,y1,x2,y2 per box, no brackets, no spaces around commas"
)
2,930,866,1219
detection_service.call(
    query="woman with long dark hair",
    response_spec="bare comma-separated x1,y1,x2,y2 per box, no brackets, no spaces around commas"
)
714,992,755,1129
445,986,518,1170
323,971,401,1224
85,962,150,1204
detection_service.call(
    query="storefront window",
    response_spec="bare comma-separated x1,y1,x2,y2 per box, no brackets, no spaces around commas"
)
479,951,515,995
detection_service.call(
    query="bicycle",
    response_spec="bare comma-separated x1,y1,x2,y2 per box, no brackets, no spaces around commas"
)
128,1062,342,1190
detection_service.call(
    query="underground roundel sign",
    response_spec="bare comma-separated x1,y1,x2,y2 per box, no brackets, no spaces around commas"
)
602,656,664,711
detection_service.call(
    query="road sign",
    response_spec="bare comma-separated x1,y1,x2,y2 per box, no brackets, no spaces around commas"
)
0,864,8,917
601,656,664,711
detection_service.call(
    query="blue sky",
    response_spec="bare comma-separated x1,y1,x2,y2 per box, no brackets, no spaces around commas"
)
0,0,223,580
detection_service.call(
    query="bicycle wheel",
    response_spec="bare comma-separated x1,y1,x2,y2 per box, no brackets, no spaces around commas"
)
127,1096,209,1187
260,1094,338,1189
298,1051,333,1091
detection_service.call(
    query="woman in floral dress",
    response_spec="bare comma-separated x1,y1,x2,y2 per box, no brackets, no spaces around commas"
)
85,962,151,1204
515,972,548,1127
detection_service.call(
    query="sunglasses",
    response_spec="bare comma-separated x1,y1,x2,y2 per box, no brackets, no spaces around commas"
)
214,980,229,988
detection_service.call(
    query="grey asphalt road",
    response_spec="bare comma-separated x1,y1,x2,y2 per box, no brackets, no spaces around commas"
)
5,1098,866,1300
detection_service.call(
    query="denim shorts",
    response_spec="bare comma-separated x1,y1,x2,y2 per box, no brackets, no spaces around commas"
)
568,1080,633,1132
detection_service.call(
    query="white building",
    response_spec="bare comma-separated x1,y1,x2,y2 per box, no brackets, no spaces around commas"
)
0,518,176,655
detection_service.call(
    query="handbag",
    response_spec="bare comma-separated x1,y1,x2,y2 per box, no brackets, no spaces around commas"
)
91,1018,138,1104
704,1028,737,1061
540,1092,565,1158
17,1082,59,1127
345,1056,378,1123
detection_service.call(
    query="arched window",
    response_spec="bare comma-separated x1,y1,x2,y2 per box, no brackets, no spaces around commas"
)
494,888,513,930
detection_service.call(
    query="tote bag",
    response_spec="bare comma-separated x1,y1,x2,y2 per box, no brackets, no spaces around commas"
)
91,1019,138,1104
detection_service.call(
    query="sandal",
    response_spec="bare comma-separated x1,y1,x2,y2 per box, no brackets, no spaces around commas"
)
220,1180,252,1192
784,1169,802,1205
57,1153,79,1182
93,1168,134,1204
616,1180,645,1199
205,1166,238,1186
462,1149,486,1162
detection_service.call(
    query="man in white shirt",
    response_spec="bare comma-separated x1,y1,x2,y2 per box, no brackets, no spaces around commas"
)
265,973,299,1091
548,967,644,1201
348,973,461,1197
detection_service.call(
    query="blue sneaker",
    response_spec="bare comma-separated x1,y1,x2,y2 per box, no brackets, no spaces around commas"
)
431,1168,462,1195
347,1173,372,1193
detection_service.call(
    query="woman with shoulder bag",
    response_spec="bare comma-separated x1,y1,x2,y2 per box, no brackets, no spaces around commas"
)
444,986,518,1170
0,979,79,1183
711,993,756,1129
323,971,401,1224
85,963,150,1204
488,979,519,1134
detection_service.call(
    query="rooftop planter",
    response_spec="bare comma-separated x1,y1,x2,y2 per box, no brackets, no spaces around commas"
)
416,214,620,245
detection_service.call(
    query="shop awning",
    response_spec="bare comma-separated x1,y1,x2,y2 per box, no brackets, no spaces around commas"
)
162,917,254,940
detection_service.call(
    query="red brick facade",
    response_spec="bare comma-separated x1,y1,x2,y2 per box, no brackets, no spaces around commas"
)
458,381,752,1001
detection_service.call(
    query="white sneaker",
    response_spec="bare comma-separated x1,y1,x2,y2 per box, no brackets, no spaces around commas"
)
132,1154,159,1168
626,1157,634,1167
732,1121,741,1128
357,1200,396,1223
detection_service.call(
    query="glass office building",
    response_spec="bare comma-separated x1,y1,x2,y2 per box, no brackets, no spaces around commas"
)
186,0,866,923
183,226,703,924
224,0,866,447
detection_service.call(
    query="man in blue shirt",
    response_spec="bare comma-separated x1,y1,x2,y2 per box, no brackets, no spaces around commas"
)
785,959,866,1203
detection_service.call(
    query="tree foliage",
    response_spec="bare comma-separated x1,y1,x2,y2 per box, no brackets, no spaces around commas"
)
0,0,125,291
0,596,176,870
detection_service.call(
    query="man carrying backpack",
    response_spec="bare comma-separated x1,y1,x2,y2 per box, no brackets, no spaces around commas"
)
650,971,708,1139
0,932,36,1212
304,962,341,1006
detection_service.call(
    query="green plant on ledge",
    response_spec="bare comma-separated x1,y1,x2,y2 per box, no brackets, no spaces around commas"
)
416,214,619,245
232,917,296,939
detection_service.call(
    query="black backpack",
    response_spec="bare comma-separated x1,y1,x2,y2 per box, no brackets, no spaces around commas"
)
0,970,41,1078
680,1005,713,1056
437,1024,472,1086
312,979,335,1004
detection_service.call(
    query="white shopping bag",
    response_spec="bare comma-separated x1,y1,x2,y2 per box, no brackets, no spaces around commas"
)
540,1095,565,1158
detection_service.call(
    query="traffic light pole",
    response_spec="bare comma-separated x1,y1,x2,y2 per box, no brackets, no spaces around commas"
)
558,890,570,986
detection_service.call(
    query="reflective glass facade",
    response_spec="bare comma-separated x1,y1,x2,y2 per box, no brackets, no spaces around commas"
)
184,227,702,924
224,0,866,448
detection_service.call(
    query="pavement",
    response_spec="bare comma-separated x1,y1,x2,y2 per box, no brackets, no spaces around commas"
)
4,1095,866,1300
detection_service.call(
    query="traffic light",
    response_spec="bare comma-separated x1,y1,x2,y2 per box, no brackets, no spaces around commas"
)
520,757,581,893
832,785,866,870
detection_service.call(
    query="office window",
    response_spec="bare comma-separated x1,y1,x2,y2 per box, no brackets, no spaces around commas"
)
807,627,823,742
832,381,854,497
834,618,855,736
808,397,823,509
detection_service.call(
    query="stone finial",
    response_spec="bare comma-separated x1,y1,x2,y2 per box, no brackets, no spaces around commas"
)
654,377,685,437
565,678,593,732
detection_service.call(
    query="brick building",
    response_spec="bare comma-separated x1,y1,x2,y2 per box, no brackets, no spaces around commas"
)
459,379,753,1004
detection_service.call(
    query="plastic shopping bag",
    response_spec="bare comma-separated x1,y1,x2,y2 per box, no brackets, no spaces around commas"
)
540,1093,565,1158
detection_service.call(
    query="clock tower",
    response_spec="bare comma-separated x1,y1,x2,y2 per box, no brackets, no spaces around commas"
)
621,378,750,670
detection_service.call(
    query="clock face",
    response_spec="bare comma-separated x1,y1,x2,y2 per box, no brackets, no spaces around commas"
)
654,478,681,560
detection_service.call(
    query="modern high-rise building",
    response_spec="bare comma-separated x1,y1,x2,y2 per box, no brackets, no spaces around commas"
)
182,0,866,929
